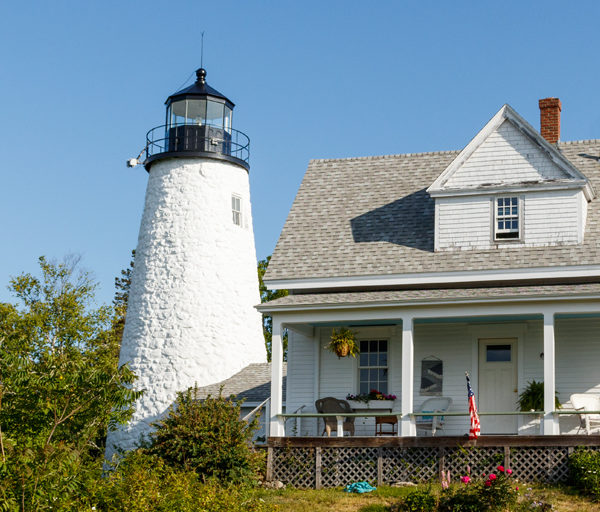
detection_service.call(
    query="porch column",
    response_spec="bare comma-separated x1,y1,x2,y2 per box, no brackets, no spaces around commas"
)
270,318,285,437
401,316,416,436
542,311,559,435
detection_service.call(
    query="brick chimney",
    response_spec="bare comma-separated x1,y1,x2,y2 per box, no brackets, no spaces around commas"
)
539,97,561,144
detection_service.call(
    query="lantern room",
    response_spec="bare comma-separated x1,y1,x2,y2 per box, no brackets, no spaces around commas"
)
144,67,249,171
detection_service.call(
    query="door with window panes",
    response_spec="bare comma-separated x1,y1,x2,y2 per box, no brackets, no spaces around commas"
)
359,340,389,394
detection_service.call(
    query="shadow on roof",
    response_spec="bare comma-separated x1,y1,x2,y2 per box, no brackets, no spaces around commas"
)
350,188,434,251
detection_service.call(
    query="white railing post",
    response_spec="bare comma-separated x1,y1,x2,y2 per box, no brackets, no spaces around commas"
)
270,319,285,437
336,416,344,437
401,316,416,436
543,311,559,435
265,399,271,438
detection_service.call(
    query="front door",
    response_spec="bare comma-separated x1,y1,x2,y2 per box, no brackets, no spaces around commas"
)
478,338,518,434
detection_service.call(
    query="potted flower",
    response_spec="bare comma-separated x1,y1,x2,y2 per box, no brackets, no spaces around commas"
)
517,380,561,411
326,328,359,358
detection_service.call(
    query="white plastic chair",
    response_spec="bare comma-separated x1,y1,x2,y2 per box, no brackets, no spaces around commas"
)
570,393,600,435
416,397,453,436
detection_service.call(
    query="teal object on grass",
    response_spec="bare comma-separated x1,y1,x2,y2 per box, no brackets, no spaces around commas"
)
344,481,377,493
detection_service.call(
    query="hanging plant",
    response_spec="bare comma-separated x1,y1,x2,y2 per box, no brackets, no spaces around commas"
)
326,328,359,358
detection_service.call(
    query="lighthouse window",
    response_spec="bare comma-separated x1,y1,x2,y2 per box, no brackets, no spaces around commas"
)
232,195,242,226
206,101,224,127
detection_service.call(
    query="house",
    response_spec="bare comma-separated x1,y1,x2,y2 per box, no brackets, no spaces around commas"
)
195,362,287,442
258,98,600,441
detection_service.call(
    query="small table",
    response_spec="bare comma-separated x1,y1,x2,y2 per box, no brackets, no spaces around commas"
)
347,400,397,435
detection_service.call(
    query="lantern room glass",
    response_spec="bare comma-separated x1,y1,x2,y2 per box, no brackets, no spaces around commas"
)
167,98,230,131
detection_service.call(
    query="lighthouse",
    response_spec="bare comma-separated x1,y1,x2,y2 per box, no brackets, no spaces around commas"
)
107,67,266,455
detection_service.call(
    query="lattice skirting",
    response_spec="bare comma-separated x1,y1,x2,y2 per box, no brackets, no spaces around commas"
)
268,445,587,489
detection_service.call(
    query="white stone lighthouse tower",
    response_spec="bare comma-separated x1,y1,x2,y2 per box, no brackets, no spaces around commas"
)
107,67,266,455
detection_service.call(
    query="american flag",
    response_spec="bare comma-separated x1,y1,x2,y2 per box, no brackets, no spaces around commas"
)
466,373,480,440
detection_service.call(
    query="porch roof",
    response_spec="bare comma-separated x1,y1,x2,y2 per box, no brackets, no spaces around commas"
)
195,363,287,404
257,282,600,312
265,139,600,282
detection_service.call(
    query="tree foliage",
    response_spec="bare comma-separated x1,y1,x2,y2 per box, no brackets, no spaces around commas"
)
0,256,141,510
111,249,134,347
92,451,275,512
257,256,288,361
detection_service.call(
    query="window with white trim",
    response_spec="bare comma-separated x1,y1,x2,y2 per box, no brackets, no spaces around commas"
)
358,339,388,394
232,195,242,226
495,196,520,240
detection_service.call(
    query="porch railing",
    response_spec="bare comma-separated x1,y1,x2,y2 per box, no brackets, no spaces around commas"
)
278,410,596,437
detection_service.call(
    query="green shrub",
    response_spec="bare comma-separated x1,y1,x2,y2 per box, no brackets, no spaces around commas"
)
146,385,263,484
438,484,482,512
438,467,518,512
93,451,275,512
399,487,437,511
569,448,600,500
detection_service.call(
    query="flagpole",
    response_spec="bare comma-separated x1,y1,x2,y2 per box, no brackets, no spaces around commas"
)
466,371,481,440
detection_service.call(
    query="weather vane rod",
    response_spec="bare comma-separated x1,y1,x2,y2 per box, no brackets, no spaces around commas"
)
201,31,205,69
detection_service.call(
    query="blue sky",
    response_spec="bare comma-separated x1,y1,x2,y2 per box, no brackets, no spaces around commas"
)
1,1,600,306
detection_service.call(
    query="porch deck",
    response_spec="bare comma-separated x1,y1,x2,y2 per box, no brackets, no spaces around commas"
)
266,435,600,488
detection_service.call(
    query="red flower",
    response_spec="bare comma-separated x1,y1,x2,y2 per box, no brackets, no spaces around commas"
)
460,476,471,484
497,465,505,472
506,468,513,475
489,473,497,480
485,480,492,487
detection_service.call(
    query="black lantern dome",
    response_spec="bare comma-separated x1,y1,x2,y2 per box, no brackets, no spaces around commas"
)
144,68,249,171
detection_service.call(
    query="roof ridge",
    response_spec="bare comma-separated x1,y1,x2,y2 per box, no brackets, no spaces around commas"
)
308,139,600,164
309,149,459,164
559,139,600,146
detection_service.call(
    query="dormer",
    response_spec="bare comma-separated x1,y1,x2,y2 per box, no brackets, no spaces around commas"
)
427,101,595,252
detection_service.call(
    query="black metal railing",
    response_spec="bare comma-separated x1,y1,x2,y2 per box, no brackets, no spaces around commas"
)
145,122,250,164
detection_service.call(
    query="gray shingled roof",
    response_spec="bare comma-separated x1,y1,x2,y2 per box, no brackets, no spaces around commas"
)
257,283,600,311
195,363,286,403
265,140,600,282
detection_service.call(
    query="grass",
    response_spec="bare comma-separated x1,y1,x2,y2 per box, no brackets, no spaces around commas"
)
252,484,600,511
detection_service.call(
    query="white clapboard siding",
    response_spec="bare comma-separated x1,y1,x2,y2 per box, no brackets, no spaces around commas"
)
556,318,600,434
286,329,318,436
413,323,474,435
437,189,585,251
445,120,567,188
436,196,491,250
523,190,581,245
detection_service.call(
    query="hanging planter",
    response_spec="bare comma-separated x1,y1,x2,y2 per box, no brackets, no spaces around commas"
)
326,328,359,358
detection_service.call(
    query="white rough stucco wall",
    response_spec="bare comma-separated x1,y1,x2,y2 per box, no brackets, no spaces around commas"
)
106,157,266,456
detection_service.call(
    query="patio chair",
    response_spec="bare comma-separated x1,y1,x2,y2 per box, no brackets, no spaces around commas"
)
315,397,355,437
415,397,453,436
570,393,600,435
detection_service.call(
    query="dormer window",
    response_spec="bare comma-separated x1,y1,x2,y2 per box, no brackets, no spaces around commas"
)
495,197,520,240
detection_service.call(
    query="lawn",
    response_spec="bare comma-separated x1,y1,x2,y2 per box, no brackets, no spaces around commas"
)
253,484,600,511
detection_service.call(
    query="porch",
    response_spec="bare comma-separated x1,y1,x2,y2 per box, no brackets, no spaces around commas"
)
264,290,600,439
266,435,600,488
